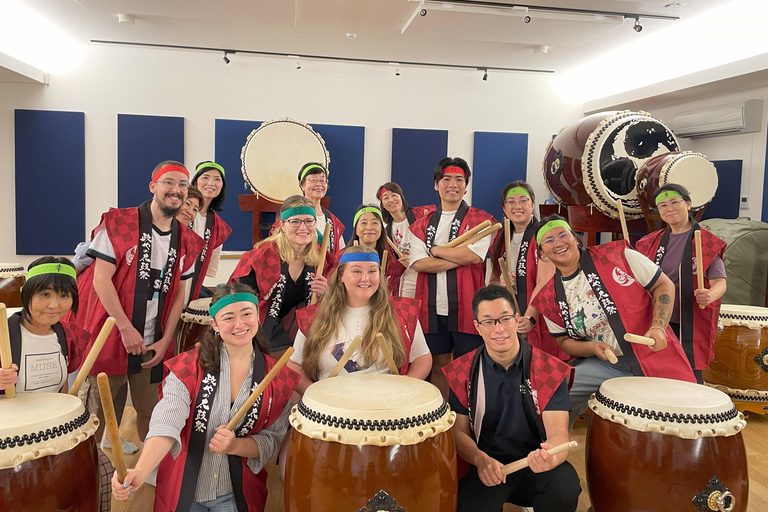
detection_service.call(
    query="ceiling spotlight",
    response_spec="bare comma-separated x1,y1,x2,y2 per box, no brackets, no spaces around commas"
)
482,70,488,81
523,15,531,23
222,52,230,64
395,66,401,77
346,32,357,39
296,58,302,70
633,18,643,32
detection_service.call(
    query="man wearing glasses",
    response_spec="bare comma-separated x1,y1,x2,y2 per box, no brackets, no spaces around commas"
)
443,285,580,512
69,161,204,479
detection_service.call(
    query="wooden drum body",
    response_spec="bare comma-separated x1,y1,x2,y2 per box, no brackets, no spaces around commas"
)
0,263,26,308
587,377,748,512
636,151,718,211
0,393,100,512
285,374,457,512
176,297,212,354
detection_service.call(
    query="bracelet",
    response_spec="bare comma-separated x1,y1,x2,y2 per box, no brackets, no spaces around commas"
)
649,326,667,337
525,315,536,326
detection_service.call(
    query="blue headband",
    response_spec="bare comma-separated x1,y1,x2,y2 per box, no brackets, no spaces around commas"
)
209,293,260,319
339,252,380,264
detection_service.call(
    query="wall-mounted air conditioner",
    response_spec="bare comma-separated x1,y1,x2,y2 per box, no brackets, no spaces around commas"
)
672,99,763,138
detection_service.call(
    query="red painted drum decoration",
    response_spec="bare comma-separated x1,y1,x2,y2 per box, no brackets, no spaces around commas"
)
176,297,212,354
542,111,679,219
703,305,768,407
0,263,26,308
0,392,100,512
636,151,718,210
587,377,748,512
285,374,457,512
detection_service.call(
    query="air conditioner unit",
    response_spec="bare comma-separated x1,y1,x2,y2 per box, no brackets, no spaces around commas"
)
672,99,763,138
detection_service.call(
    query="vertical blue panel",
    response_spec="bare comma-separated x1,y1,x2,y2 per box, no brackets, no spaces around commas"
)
391,128,448,209
701,160,742,220
118,114,184,208
15,109,85,255
472,132,529,218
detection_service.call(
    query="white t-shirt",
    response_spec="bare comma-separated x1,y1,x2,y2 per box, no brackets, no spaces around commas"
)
317,213,345,250
409,210,492,315
508,232,524,268
291,305,430,381
391,219,417,299
543,248,661,355
17,325,67,393
192,213,222,279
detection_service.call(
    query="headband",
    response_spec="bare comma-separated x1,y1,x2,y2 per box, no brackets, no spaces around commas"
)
536,220,572,245
152,163,189,182
339,252,380,264
26,263,76,282
506,187,531,199
195,162,225,177
377,186,389,200
281,206,317,221
353,207,383,227
209,293,260,320
442,165,466,178
299,164,328,181
655,190,683,205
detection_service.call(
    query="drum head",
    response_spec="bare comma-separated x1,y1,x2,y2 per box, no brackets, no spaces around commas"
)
718,304,768,329
181,297,212,324
241,118,330,202
636,151,718,210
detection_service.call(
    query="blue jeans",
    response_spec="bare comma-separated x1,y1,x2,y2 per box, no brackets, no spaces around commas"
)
568,356,633,426
190,494,237,512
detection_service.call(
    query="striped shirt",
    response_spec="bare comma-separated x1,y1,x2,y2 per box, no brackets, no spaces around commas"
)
147,346,291,502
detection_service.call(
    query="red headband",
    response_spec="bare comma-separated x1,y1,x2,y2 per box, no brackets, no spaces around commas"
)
442,165,466,178
152,164,189,182
377,186,388,200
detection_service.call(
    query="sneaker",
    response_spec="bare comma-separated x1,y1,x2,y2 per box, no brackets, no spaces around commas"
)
101,436,139,455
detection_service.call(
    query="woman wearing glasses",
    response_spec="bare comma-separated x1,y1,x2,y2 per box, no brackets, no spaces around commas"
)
297,162,345,253
635,184,727,383
229,196,333,357
529,215,695,424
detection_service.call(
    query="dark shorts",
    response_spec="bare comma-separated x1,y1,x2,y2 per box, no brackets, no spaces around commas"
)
424,315,483,357
268,322,293,352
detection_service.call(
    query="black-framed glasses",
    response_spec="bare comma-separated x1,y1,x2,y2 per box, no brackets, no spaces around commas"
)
285,218,317,228
477,315,516,328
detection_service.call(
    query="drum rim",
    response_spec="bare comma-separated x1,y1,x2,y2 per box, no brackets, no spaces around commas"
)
0,262,25,276
656,151,718,210
718,304,768,328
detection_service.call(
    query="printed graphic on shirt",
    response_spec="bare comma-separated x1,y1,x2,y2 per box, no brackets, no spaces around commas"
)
330,341,361,374
23,351,64,391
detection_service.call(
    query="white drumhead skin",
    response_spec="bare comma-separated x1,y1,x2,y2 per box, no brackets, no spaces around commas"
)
0,263,25,278
182,297,212,324
661,152,718,209
719,304,768,329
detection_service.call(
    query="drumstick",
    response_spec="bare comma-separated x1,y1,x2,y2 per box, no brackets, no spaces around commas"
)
504,218,513,274
501,441,578,476
456,223,502,248
225,347,294,431
605,348,618,365
310,224,332,305
96,372,128,484
353,240,358,246
617,199,629,242
328,336,363,378
375,333,399,375
694,230,705,310
624,333,656,347
443,220,492,248
69,317,116,396
0,303,16,398
498,257,520,316
386,236,404,259
380,249,388,275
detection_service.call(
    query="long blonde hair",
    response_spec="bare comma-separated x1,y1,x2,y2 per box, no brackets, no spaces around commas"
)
302,246,406,381
256,195,322,266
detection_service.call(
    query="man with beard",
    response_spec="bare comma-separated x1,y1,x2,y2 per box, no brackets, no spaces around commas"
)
68,161,204,480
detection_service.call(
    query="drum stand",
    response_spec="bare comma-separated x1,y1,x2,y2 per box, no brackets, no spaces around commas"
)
239,194,331,246
539,204,648,247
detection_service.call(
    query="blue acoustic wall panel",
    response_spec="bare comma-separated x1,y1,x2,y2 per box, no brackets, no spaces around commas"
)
118,114,184,208
15,109,85,255
701,160,742,220
391,128,448,209
472,132,529,219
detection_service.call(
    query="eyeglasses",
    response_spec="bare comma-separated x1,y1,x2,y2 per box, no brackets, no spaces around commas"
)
157,179,191,190
657,198,685,211
504,198,531,207
541,232,574,247
285,218,317,228
305,177,328,185
477,315,517,328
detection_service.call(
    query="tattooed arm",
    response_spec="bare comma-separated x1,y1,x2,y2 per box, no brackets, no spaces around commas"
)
644,272,675,351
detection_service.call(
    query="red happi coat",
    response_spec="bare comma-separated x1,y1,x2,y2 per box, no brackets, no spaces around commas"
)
153,349,300,512
636,228,726,370
190,212,232,300
531,241,695,382
270,208,346,254
409,203,497,335
331,247,406,296
68,206,204,376
295,296,422,375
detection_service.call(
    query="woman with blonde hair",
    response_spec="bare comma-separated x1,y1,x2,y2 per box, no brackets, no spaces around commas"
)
229,195,334,356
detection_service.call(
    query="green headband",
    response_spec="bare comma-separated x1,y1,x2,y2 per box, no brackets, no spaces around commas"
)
26,263,76,282
196,162,225,177
506,187,531,199
655,190,682,205
353,207,383,227
536,220,572,245
209,293,260,319
281,206,317,221
299,164,328,181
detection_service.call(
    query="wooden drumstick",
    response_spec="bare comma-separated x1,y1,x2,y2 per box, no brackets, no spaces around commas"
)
96,372,128,484
504,218,513,273
310,224,332,305
624,333,656,347
443,220,492,248
380,249,388,275
375,333,399,375
69,317,116,396
605,348,618,365
456,223,502,248
0,303,16,398
353,240,358,246
694,230,705,310
225,347,294,431
501,441,578,476
498,257,520,316
328,336,363,378
386,236,404,259
617,199,629,242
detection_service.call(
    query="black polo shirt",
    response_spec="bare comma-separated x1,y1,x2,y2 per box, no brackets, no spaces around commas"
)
449,349,570,464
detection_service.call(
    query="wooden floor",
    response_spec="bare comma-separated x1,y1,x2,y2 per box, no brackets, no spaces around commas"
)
109,408,768,512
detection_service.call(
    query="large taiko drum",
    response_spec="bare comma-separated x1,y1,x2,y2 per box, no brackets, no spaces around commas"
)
587,377,748,512
285,374,457,512
176,297,212,354
543,111,679,219
0,263,26,308
636,151,719,210
703,305,768,406
0,392,99,512
241,118,330,203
